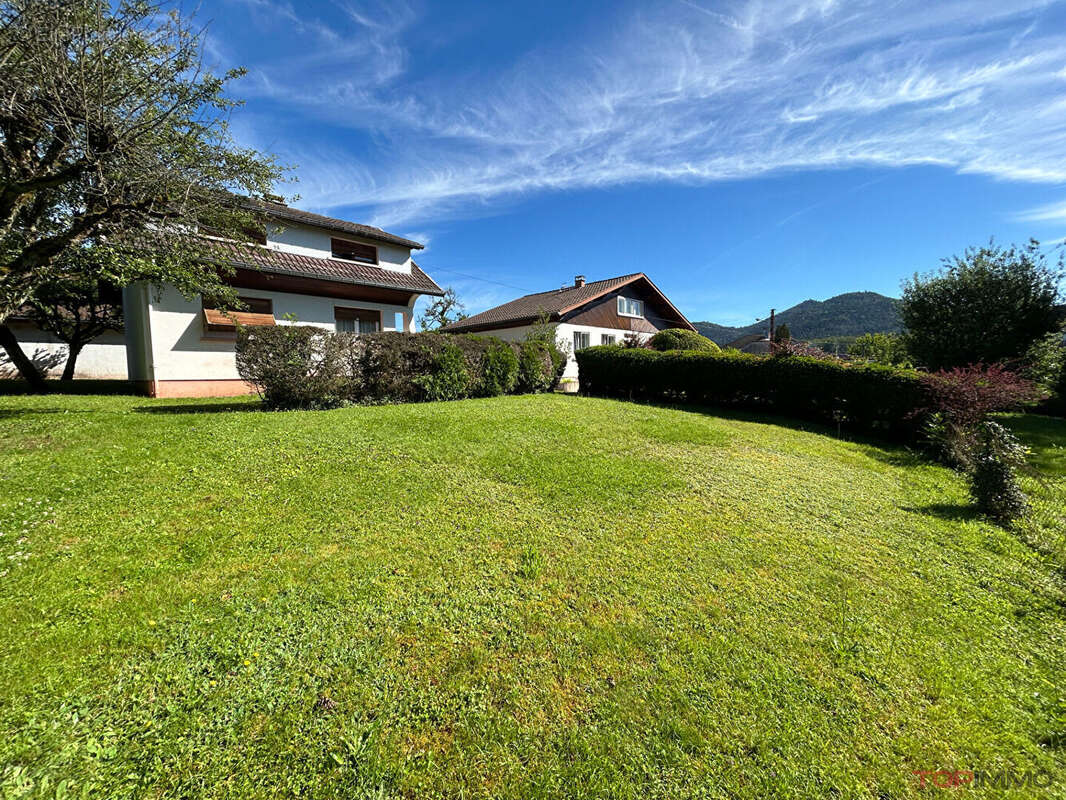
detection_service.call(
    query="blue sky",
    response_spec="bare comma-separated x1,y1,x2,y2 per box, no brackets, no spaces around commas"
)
201,0,1066,325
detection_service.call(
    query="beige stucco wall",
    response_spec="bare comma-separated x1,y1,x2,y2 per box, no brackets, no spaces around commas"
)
266,221,413,275
145,284,414,382
1,320,129,379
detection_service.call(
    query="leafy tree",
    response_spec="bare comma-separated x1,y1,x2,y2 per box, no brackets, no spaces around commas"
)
419,287,466,331
773,323,791,342
23,243,130,380
1022,326,1066,393
900,241,1063,370
0,0,283,386
848,332,910,366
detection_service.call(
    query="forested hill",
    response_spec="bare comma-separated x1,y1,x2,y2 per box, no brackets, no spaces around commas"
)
694,292,902,344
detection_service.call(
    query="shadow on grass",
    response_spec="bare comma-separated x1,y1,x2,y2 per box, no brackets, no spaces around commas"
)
0,379,139,396
902,503,981,523
134,401,264,415
610,397,923,457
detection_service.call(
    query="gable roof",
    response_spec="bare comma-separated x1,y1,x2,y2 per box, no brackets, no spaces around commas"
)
443,273,693,333
245,200,425,250
211,240,443,296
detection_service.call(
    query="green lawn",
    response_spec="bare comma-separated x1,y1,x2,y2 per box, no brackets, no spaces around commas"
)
1,393,1064,799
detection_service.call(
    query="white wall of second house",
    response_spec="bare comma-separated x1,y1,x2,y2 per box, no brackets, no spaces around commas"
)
265,221,413,274
1,320,129,379
458,322,651,380
146,284,413,381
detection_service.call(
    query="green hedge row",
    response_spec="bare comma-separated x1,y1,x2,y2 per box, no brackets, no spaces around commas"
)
575,346,929,439
237,328,565,410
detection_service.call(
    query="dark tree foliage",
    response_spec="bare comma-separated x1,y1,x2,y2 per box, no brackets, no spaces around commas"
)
773,322,791,342
0,0,283,384
27,270,122,380
900,241,1063,370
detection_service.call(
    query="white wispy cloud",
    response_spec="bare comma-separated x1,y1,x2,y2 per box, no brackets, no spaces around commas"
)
1014,200,1066,222
220,0,1066,227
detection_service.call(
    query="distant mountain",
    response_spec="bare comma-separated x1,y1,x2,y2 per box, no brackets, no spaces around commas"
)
694,292,902,345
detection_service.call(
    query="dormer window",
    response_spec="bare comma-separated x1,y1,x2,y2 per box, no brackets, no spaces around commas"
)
617,296,644,318
331,238,378,264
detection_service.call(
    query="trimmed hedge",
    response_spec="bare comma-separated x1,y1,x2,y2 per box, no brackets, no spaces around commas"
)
237,327,562,410
575,346,928,439
649,328,720,353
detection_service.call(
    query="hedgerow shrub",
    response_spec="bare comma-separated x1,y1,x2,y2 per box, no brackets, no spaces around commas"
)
235,326,350,409
649,328,719,352
575,346,928,439
480,340,519,396
237,328,562,410
414,340,471,401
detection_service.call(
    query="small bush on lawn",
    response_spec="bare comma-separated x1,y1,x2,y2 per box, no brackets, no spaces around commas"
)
238,328,562,409
649,328,720,352
480,340,519,396
970,421,1030,524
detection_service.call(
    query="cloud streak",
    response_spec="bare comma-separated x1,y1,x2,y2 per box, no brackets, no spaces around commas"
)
222,0,1066,227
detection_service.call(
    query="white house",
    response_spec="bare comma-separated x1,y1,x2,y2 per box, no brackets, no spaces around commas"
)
2,200,443,397
442,273,695,379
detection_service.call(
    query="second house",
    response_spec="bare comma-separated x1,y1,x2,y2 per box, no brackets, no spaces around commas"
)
443,273,694,378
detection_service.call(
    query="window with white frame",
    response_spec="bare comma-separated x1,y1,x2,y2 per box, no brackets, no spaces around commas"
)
617,296,644,318
573,331,590,351
601,333,616,345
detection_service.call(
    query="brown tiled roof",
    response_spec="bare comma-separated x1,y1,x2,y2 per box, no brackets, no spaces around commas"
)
213,240,444,296
443,273,693,333
245,200,424,250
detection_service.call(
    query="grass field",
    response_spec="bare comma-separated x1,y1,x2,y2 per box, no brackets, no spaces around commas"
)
1,393,1064,799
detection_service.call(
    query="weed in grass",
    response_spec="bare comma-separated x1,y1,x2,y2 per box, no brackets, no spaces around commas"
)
516,545,544,580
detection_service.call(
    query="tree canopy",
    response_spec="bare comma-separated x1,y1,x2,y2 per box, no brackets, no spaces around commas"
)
419,288,467,331
900,241,1063,370
0,0,283,381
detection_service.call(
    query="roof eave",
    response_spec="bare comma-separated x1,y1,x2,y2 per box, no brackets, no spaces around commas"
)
244,201,425,250
225,258,445,297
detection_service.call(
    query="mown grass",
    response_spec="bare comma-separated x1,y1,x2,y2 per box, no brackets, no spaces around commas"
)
0,393,1064,799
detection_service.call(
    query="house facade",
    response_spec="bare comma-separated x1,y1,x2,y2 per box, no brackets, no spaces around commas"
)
442,273,694,379
2,200,443,397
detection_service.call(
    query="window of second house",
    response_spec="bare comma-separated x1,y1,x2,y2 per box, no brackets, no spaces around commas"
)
601,333,616,345
573,331,590,351
617,296,644,318
331,238,378,264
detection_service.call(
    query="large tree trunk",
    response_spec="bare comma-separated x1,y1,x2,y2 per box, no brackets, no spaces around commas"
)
60,342,83,381
0,324,46,389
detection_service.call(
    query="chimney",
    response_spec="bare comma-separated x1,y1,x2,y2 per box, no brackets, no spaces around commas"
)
768,308,776,340
574,275,586,287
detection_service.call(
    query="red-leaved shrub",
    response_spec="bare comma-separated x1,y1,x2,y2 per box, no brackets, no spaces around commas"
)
920,363,1044,427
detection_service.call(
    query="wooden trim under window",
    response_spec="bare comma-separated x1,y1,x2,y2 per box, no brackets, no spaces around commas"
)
331,238,378,264
202,296,276,332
